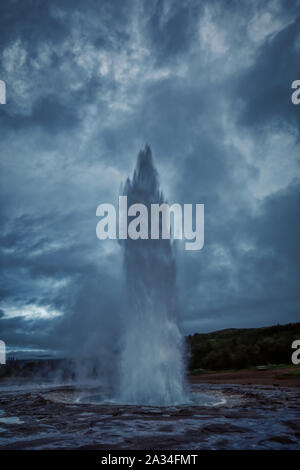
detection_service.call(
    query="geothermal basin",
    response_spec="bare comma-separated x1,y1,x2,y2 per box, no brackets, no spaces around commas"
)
0,379,299,450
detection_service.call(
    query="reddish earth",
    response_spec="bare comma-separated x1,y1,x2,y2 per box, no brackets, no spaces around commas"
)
189,367,300,387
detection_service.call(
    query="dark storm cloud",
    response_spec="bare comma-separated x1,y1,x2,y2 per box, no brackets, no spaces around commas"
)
178,180,300,331
0,0,66,47
235,14,300,134
0,0,299,355
0,94,80,132
31,95,80,132
144,0,202,64
0,314,57,351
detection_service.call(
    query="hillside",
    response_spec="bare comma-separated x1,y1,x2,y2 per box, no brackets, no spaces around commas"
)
187,322,300,371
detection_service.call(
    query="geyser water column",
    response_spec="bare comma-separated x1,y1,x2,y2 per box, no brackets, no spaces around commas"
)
119,145,186,405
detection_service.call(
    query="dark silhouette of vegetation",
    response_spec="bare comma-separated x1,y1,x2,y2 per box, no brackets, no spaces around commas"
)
187,322,300,371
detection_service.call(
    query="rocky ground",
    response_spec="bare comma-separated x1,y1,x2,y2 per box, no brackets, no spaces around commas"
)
0,378,299,450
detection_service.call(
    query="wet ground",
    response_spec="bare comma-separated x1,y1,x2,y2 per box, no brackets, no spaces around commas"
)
0,379,299,450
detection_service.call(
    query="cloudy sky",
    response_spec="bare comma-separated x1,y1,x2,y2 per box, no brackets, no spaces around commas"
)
0,0,299,357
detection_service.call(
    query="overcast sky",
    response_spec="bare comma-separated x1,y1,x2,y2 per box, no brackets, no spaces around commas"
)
0,0,300,357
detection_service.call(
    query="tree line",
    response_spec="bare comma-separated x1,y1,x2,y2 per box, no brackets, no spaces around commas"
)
187,322,300,371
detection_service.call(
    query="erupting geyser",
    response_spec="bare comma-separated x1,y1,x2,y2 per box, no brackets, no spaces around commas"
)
119,145,186,405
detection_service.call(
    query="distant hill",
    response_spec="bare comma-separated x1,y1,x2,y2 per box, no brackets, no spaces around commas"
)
187,322,300,371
